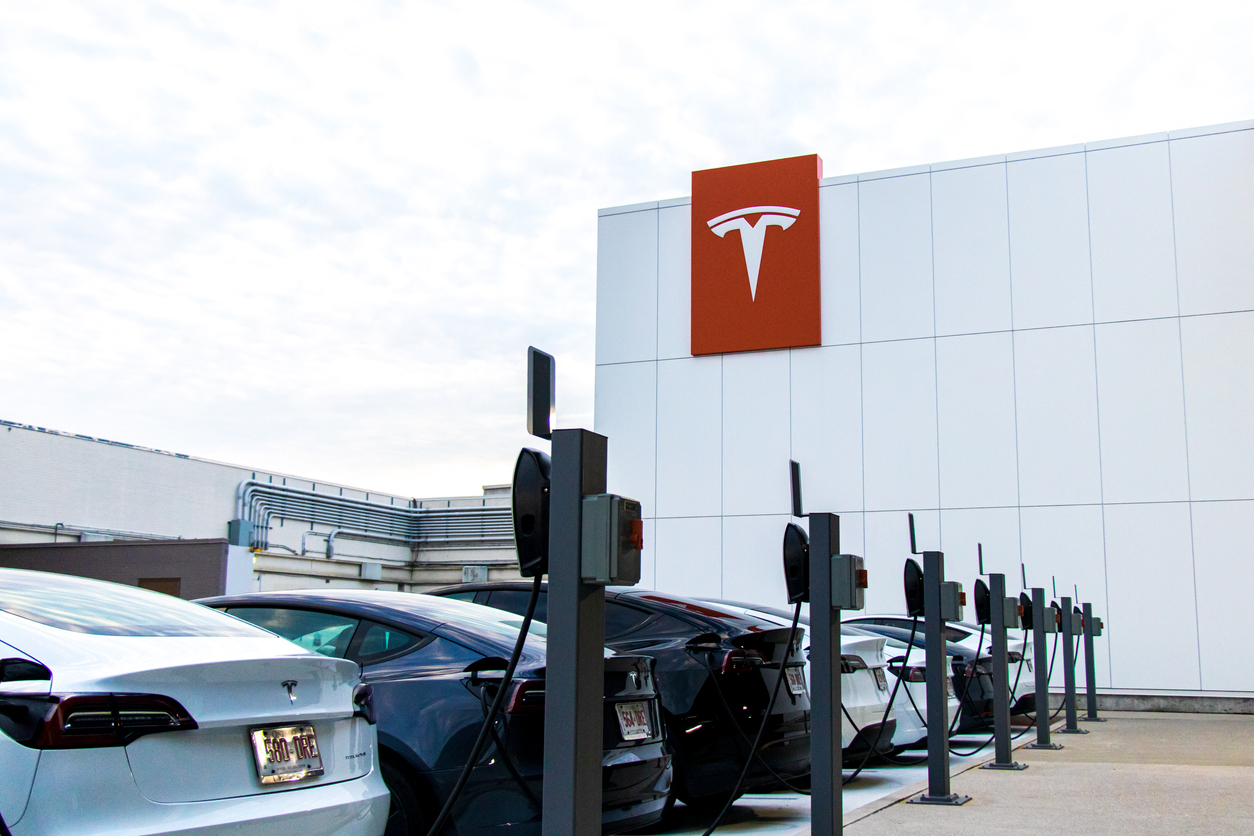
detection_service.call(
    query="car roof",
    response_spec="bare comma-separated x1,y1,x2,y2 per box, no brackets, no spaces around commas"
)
198,589,549,659
429,581,780,635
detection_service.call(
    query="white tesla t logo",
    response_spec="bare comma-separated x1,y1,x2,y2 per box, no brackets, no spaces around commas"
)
707,206,800,301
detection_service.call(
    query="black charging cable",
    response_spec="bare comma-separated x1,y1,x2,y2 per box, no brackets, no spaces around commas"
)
698,602,802,836
698,651,813,794
425,574,543,836
841,615,920,782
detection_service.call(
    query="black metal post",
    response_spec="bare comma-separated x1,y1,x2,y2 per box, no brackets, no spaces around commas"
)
542,429,608,836
910,550,970,805
1058,596,1087,735
809,513,841,835
1026,587,1062,750
981,573,1026,770
1081,602,1105,722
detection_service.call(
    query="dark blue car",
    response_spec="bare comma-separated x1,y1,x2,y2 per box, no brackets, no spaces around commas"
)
198,590,672,836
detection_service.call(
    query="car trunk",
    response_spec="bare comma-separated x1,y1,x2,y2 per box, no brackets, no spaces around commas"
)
100,652,371,803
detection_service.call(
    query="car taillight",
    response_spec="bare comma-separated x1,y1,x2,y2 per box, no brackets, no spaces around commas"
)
26,694,197,749
840,655,868,674
504,679,546,713
720,650,766,674
888,664,927,683
1007,651,1023,663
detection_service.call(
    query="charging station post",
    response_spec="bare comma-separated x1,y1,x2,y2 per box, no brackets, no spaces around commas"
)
907,516,970,806
809,512,841,836
1058,595,1087,735
981,571,1027,771
1081,602,1106,722
542,429,608,836
1026,588,1062,750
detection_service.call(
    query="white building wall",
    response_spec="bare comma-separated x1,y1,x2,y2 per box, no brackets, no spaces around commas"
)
594,120,1254,696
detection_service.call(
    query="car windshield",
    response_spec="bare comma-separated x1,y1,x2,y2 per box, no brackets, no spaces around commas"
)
0,569,271,638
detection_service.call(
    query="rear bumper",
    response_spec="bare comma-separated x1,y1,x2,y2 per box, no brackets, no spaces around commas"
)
1012,693,1036,715
842,719,897,764
14,747,389,836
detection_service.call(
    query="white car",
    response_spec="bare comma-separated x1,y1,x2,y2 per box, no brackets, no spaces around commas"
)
844,628,962,750
696,599,897,760
0,569,389,836
846,614,1035,714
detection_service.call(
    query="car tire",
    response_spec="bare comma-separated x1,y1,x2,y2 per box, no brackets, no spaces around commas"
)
382,760,429,836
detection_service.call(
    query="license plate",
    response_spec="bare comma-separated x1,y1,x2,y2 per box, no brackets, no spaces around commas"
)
250,725,324,784
615,702,651,741
785,666,806,696
873,667,888,691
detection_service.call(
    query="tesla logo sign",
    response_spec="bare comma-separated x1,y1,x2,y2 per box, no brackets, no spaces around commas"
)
691,154,821,355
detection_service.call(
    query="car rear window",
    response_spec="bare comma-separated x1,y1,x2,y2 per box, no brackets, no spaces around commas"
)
224,607,361,658
0,569,269,638
484,589,549,625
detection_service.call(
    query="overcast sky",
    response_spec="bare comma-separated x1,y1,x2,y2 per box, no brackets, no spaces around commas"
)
1,1,1251,498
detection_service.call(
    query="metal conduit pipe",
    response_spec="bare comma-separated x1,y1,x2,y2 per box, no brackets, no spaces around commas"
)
238,481,513,552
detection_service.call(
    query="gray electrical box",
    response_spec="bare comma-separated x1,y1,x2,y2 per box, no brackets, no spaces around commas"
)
581,494,643,586
831,554,867,610
940,580,964,622
1070,612,1082,634
1041,605,1059,634
1003,596,1021,630
1091,616,1104,637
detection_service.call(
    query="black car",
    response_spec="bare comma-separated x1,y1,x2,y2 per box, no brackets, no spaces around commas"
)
198,590,672,836
427,582,811,808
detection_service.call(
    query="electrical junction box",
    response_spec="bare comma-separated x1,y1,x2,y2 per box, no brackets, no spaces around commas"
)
1041,605,1059,634
940,581,964,622
1092,617,1104,637
581,494,643,586
1003,597,1021,630
831,554,867,610
1070,612,1083,634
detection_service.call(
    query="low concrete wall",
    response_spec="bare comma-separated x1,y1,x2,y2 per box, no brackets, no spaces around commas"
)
1049,691,1254,715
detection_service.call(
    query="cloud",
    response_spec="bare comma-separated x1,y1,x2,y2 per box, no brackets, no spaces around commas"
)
0,0,1251,496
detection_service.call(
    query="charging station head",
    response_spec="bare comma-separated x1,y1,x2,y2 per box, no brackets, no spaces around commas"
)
974,578,991,625
903,558,925,617
782,522,810,604
511,447,552,577
1018,592,1033,630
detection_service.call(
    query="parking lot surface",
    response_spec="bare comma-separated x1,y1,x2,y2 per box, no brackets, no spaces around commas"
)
646,713,1254,836
638,735,998,834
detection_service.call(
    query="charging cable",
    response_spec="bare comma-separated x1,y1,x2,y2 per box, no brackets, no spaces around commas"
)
425,574,543,836
698,602,802,836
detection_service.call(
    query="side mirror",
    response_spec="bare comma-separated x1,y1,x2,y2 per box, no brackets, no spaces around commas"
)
782,523,810,604
903,558,925,617
973,578,991,625
511,448,552,577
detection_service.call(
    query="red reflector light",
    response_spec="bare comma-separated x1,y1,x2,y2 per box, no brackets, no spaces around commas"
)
29,694,197,749
855,569,868,589
504,679,546,714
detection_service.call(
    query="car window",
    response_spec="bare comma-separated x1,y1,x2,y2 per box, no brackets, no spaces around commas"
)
441,591,478,602
484,590,549,625
224,608,360,658
365,635,482,674
354,621,426,665
0,569,269,638
605,602,653,639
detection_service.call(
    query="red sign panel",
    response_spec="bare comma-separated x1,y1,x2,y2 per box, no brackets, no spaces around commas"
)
691,154,822,355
